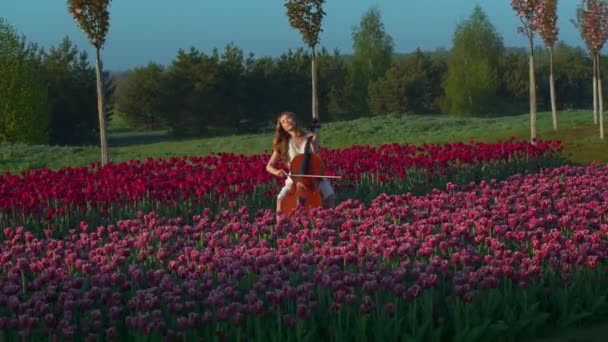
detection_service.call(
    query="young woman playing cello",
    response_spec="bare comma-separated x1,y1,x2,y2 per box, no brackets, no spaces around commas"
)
265,111,336,221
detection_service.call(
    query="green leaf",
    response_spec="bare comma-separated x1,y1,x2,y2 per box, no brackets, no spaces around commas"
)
414,320,432,341
531,312,551,326
563,311,593,327
466,320,491,341
513,318,532,332
487,320,509,335
591,295,608,311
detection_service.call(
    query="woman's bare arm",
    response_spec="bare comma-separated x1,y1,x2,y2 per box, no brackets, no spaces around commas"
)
266,151,282,176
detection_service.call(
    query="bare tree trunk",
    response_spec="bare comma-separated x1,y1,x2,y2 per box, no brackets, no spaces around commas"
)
311,46,318,122
529,38,537,142
593,53,598,125
95,47,109,165
549,47,557,131
597,53,605,140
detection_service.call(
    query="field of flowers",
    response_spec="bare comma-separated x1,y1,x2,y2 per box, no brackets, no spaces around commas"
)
3,138,607,341
0,138,563,235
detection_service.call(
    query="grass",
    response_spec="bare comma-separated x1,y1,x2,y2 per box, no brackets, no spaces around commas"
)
0,109,606,173
529,321,608,342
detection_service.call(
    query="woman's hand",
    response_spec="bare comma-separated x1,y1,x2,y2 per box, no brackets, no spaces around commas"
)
275,169,287,177
266,151,286,177
306,132,320,154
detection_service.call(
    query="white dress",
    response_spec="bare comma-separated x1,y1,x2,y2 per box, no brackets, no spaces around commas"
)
277,137,334,200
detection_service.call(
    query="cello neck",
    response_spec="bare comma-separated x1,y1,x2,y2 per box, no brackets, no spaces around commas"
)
299,134,313,174
298,118,321,175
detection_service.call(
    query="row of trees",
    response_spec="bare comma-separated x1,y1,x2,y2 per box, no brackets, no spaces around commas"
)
511,0,608,140
0,18,113,147
114,38,608,131
115,46,350,135
114,5,608,137
2,1,608,161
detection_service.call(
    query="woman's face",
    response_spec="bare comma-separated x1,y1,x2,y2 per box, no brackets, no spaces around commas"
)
279,114,296,132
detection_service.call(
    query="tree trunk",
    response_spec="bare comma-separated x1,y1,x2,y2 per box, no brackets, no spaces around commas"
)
311,45,319,122
597,53,605,140
95,47,109,165
529,37,537,142
593,53,598,125
549,47,557,131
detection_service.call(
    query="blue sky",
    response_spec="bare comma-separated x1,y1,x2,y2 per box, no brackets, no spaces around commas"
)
1,0,582,71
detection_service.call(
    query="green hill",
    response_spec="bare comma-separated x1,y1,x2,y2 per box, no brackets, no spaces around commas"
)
0,110,605,173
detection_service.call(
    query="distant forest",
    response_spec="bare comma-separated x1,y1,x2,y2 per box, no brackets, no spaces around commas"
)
1,6,605,145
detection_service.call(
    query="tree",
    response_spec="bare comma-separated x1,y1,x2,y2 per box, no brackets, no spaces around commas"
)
114,63,166,130
0,18,50,144
285,0,326,127
42,36,105,145
573,0,608,140
499,48,532,112
349,6,394,115
551,43,593,109
218,42,247,131
369,49,438,115
68,0,112,165
443,5,504,116
511,0,541,141
160,48,222,136
243,54,279,130
316,48,350,120
537,0,559,131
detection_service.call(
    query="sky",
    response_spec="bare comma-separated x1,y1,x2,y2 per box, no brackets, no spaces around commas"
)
1,0,582,72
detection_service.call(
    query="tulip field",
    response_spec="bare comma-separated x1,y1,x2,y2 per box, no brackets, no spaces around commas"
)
2,138,608,341
0,138,563,234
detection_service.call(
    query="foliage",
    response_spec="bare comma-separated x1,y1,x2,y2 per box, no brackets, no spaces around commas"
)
0,18,50,145
512,0,541,40
217,43,248,130
537,0,559,48
284,0,325,50
159,48,222,136
114,46,356,135
534,43,594,110
316,48,350,120
442,5,504,116
368,49,444,115
104,38,607,133
242,55,280,130
42,36,113,145
499,48,530,110
4,5,608,141
114,63,167,130
573,0,608,53
348,6,394,115
67,0,111,49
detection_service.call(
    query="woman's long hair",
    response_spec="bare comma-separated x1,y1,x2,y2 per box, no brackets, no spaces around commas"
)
272,111,305,162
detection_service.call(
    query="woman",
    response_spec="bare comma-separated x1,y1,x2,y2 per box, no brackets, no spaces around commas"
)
265,111,336,220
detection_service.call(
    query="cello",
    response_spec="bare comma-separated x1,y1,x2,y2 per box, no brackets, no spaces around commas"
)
281,119,341,217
